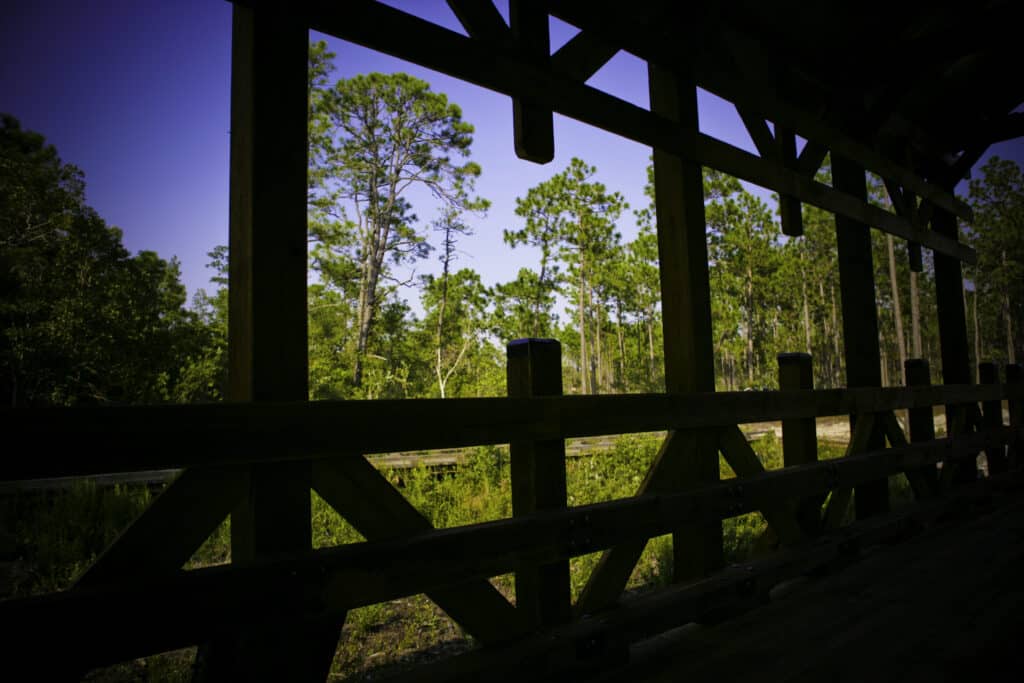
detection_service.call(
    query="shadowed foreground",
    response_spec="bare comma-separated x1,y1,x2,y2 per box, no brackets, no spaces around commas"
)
610,481,1024,682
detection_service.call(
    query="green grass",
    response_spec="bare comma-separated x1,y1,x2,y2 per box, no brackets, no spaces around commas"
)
0,431,909,680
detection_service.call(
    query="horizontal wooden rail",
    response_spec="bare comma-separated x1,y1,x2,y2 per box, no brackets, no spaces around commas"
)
1,384,1018,482
2,427,1015,669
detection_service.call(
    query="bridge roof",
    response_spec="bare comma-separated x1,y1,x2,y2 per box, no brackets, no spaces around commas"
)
549,0,1024,187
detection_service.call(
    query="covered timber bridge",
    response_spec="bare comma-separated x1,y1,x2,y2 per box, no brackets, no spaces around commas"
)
2,0,1024,680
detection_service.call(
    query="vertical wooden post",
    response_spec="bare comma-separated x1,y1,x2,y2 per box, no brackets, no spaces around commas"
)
648,61,722,581
905,359,938,492
979,362,1006,475
1007,364,1022,469
778,353,819,534
832,154,888,519
510,0,554,164
931,207,975,485
196,5,340,680
775,126,804,237
507,338,570,629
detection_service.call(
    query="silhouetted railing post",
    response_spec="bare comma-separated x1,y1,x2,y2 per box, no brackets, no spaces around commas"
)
1007,364,1022,469
507,338,570,629
778,353,820,535
905,359,938,493
979,362,1006,475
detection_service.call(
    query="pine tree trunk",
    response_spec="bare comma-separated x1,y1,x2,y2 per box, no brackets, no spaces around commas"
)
746,266,754,386
973,287,982,379
802,278,812,354
831,283,841,386
910,270,922,357
616,304,626,388
594,297,603,393
578,265,588,393
880,336,890,387
886,235,907,384
1005,252,1016,364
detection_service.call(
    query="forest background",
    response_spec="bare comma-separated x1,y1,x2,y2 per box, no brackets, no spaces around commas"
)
2,41,1022,409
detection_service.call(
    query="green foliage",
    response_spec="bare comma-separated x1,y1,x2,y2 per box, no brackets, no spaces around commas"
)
0,115,217,406
2,480,152,595
966,156,1024,367
307,42,489,391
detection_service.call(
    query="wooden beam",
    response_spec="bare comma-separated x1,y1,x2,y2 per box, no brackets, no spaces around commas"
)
717,425,804,546
706,27,973,223
931,205,975,487
776,125,804,236
778,353,820,534
648,61,722,582
446,0,508,42
550,31,619,82
878,410,933,500
736,107,776,159
6,429,1011,672
1008,364,1023,469
295,0,976,264
833,155,889,519
197,6,334,680
823,412,876,530
311,456,524,644
75,467,247,587
507,339,570,629
540,5,972,222
574,428,710,616
904,359,940,496
5,383,1022,482
509,0,554,163
979,362,1007,475
797,140,829,177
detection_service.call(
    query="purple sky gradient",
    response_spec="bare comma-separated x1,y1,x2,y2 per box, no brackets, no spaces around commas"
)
3,1,1022,312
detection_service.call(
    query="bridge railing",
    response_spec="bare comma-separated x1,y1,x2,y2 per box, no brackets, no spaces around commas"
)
0,345,1021,678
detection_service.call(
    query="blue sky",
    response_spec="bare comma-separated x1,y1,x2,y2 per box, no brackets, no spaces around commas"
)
4,0,1023,312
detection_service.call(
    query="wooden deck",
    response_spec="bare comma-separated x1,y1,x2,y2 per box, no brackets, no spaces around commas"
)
606,481,1024,683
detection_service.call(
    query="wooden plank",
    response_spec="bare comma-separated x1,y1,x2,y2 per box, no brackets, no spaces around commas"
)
833,155,889,520
446,0,508,42
823,412,876,530
575,429,705,617
509,0,553,163
75,466,247,587
1009,364,1023,469
378,477,1019,683
540,4,972,223
550,31,619,82
717,425,804,546
507,338,570,629
778,353,820,534
932,205,976,487
196,5,333,680
883,181,924,272
5,384,1021,482
648,61,722,583
940,406,980,491
702,26,974,223
775,125,803,237
905,359,939,495
7,440,1012,673
736,107,776,159
878,410,932,500
797,140,829,177
311,456,524,644
295,1,976,264
980,362,1007,475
